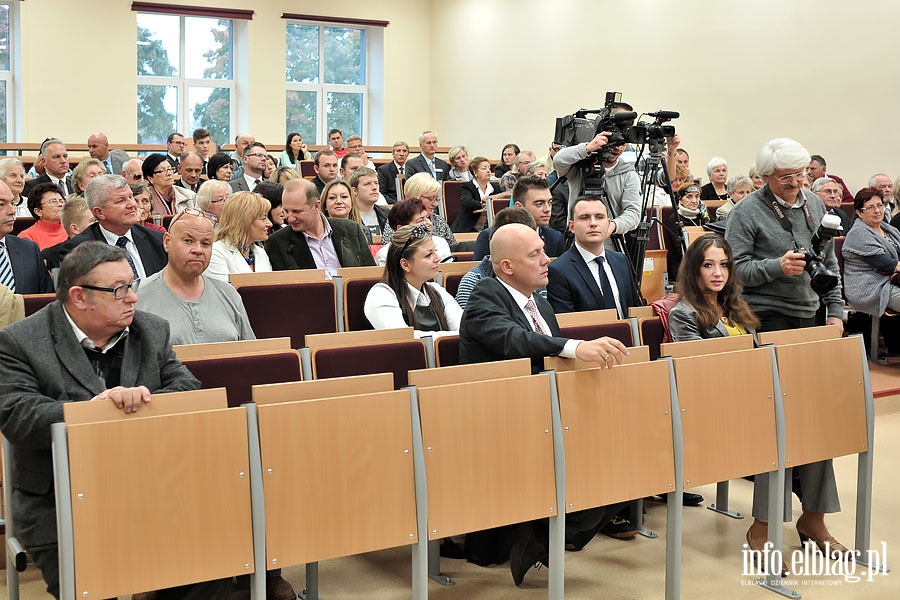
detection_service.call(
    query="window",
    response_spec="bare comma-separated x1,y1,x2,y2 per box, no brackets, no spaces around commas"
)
136,12,235,145
285,22,369,144
0,2,16,143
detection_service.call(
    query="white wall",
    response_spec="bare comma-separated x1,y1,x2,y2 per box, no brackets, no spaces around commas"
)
17,0,899,189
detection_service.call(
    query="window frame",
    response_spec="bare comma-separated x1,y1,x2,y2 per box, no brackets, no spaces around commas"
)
0,0,20,143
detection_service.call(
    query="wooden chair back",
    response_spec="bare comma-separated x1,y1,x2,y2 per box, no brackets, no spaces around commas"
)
229,269,326,287
660,334,753,358
407,358,530,388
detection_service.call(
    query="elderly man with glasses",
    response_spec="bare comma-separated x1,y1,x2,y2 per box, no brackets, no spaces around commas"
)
813,176,852,233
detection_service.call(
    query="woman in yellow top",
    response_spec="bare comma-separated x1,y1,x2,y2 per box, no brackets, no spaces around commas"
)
668,234,759,340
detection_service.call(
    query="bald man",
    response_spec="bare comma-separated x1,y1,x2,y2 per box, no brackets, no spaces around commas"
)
136,211,255,345
87,132,130,176
458,223,629,586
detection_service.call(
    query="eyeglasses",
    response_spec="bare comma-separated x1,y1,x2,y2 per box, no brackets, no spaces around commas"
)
399,224,430,255
169,207,219,228
42,198,62,206
170,141,186,146
128,173,143,181
859,203,888,213
153,167,175,175
817,189,840,196
81,278,140,300
773,170,807,184
245,153,268,160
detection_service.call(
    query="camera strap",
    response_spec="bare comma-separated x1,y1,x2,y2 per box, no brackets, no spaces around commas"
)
764,190,813,235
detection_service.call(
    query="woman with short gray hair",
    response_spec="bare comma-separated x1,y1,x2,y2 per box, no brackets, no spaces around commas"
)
700,156,729,201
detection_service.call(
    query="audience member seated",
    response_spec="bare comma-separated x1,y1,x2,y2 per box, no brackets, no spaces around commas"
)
494,143,520,178
365,224,462,338
312,149,339,193
346,135,377,170
405,130,449,182
42,197,95,271
868,173,895,216
280,133,309,170
255,181,287,235
376,141,410,204
271,166,300,185
749,165,764,190
175,151,205,193
842,187,900,317
808,154,853,203
24,138,72,197
87,132,130,176
131,182,167,234
383,173,457,248
143,153,197,215
229,132,254,179
326,128,348,159
264,154,277,180
700,156,729,201
716,175,754,222
165,132,186,169
138,210,255,345
0,180,54,293
664,183,710,282
547,195,640,317
197,179,230,222
446,145,472,182
375,198,451,266
70,158,106,197
499,150,536,192
121,158,145,184
60,175,167,279
669,234,759,340
813,176,852,233
453,156,503,233
321,179,360,224
17,183,67,250
473,176,564,261
456,207,535,309
526,161,548,180
0,157,29,217
192,127,213,177
340,152,365,182
207,152,234,182
349,167,389,243
229,142,269,193
206,191,273,282
265,178,375,277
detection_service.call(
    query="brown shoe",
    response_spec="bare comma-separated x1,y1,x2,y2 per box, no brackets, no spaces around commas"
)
266,575,297,600
132,593,158,600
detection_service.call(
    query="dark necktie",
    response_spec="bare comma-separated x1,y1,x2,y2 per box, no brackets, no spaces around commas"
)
116,236,139,278
595,256,618,313
0,241,16,292
524,298,546,335
253,179,261,191
57,179,67,197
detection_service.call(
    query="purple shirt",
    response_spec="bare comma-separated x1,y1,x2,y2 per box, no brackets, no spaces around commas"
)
304,214,340,278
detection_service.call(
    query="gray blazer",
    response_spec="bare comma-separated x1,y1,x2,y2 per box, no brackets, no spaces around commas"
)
0,302,199,546
668,300,730,341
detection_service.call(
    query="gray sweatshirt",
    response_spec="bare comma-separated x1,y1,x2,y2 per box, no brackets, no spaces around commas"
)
724,186,843,320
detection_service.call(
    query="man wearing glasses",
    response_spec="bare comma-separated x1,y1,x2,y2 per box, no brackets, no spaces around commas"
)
60,174,168,278
0,241,235,599
121,158,145,183
229,141,268,193
725,138,845,562
165,132,187,169
812,176,852,233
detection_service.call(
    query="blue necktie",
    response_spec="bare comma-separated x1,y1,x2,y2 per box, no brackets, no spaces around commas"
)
0,241,16,292
595,256,618,313
116,236,139,278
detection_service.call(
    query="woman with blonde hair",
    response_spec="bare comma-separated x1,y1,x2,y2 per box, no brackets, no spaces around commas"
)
71,158,107,196
321,179,362,225
382,172,457,247
206,191,273,281
364,224,462,337
446,146,472,182
196,179,231,221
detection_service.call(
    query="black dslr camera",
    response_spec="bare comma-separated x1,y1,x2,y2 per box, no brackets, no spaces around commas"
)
797,213,843,294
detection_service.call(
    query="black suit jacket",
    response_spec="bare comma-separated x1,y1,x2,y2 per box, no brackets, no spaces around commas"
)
23,173,74,198
404,154,449,182
0,303,198,546
546,245,638,316
452,181,497,233
3,234,54,294
264,216,376,271
459,277,568,374
59,222,168,277
473,226,565,262
377,162,404,203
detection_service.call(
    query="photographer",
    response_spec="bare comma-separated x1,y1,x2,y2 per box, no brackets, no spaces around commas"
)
724,137,847,565
554,132,642,249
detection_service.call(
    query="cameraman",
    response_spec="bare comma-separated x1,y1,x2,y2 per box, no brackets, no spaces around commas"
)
724,137,846,559
554,132,642,249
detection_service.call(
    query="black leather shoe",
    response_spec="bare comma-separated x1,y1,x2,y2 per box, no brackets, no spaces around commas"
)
266,576,297,600
509,525,547,587
657,492,704,506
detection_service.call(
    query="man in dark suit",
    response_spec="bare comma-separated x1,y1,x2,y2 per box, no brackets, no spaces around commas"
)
265,178,375,277
0,181,54,293
175,151,205,193
165,132,186,169
473,176,565,261
404,130,448,182
0,241,232,598
311,149,339,193
459,223,629,585
547,195,640,317
59,175,167,278
23,138,73,198
813,176,852,233
229,142,268,193
87,132,130,176
376,141,410,203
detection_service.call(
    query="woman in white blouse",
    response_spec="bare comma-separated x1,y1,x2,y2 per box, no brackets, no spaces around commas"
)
206,191,273,281
364,224,462,338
